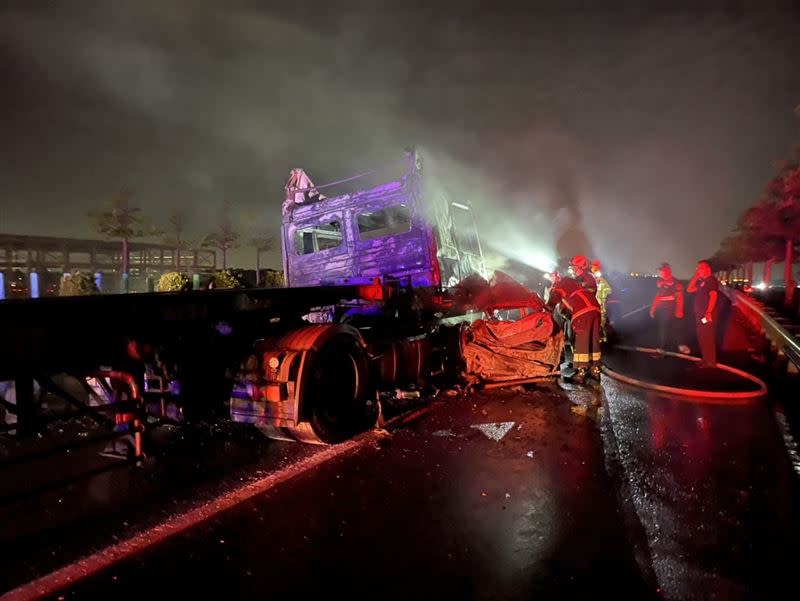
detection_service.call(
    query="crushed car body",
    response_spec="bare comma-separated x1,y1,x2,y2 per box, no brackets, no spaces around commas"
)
457,272,563,384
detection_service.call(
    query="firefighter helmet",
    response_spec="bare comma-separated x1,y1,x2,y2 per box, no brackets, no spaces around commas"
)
590,259,602,272
570,255,589,270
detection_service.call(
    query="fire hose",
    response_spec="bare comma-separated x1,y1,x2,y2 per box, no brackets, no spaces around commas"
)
601,345,767,402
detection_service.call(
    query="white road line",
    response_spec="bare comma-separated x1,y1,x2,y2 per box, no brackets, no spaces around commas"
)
0,407,433,601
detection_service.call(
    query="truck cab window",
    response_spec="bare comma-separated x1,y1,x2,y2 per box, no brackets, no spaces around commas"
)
357,205,412,241
294,221,343,255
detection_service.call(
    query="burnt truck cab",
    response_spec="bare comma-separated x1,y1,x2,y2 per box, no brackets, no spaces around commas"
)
226,153,559,444
281,151,486,290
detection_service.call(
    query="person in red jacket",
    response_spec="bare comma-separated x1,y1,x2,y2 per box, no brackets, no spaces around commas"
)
548,269,602,383
649,263,684,352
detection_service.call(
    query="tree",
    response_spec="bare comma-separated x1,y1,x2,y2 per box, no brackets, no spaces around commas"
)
710,234,746,281
722,163,800,302
247,230,275,286
90,189,153,286
162,209,191,270
762,162,800,306
157,271,190,292
59,271,99,296
212,269,246,289
720,108,800,298
263,269,285,288
202,200,239,270
732,202,786,284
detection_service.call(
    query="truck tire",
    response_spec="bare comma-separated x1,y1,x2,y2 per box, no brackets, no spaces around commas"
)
305,333,372,443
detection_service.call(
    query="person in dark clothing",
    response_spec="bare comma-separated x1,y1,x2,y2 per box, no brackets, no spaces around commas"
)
687,260,719,367
548,274,602,383
649,263,684,351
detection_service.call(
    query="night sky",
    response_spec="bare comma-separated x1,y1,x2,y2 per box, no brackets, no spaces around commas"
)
1,1,799,276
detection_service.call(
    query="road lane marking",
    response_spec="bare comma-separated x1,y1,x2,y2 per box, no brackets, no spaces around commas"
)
471,421,515,441
1,406,433,601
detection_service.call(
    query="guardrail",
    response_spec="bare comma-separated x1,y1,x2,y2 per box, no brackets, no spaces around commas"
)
723,286,800,371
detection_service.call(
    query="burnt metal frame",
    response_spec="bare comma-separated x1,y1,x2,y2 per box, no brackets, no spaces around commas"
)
0,370,146,503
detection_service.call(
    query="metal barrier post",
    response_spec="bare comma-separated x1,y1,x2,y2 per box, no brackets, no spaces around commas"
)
29,272,39,299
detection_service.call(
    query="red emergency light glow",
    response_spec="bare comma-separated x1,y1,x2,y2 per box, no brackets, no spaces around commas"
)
357,278,384,302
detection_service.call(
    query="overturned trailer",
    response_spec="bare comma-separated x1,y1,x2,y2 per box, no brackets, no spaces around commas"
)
0,151,562,455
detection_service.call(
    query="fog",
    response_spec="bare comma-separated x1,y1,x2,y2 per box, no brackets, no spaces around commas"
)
1,1,798,277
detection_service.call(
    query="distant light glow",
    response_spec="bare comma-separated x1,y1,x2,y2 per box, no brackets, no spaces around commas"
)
756,282,767,290
520,251,557,273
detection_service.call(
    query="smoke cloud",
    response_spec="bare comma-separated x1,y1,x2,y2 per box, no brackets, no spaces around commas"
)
1,1,798,277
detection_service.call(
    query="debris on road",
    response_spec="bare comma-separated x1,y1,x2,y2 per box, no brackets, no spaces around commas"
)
432,430,457,438
526,450,535,458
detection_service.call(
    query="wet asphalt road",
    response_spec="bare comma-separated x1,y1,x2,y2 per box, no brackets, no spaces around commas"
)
40,383,653,601
32,374,800,601
2,281,799,600
0,417,318,592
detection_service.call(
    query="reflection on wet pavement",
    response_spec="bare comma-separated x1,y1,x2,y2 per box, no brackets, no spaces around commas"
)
2,372,798,601
47,385,656,601
602,377,799,600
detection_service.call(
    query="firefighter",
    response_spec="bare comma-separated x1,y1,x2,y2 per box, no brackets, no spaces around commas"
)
569,254,597,294
548,262,602,383
590,259,612,340
686,260,719,368
545,271,572,347
649,262,684,352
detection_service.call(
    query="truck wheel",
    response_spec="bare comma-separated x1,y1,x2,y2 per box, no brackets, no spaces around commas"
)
305,334,371,443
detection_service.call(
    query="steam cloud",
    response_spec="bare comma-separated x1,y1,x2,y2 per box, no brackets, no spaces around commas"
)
1,1,799,277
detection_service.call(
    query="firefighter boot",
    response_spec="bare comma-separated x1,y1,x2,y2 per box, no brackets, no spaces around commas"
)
589,365,602,381
571,368,587,384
